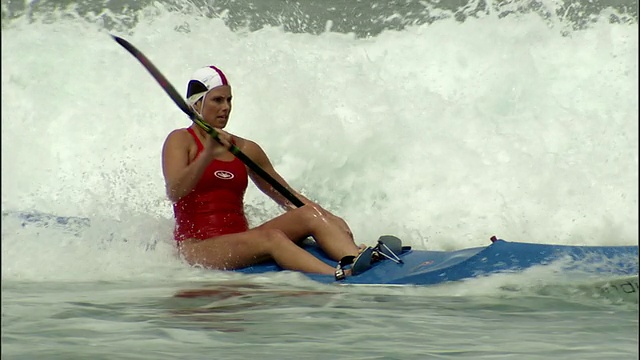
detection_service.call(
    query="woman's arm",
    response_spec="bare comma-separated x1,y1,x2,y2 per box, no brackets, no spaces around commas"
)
242,139,313,210
161,129,216,202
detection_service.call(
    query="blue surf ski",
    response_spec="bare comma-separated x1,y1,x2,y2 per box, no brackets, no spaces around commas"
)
236,238,638,285
4,210,638,286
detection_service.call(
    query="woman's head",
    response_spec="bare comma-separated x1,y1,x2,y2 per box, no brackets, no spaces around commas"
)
186,66,229,104
186,65,232,127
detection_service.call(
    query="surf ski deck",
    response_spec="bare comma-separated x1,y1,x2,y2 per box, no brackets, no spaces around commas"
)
235,238,638,286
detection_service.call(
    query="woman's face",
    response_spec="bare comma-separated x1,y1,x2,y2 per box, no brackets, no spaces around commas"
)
199,85,232,129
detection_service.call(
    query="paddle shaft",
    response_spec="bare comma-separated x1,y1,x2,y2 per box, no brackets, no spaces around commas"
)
112,35,305,208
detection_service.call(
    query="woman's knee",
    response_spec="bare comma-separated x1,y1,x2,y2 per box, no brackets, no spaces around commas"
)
259,228,291,246
297,204,348,235
295,203,328,225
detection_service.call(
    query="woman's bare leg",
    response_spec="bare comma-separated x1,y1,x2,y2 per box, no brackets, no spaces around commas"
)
257,204,362,261
178,228,335,274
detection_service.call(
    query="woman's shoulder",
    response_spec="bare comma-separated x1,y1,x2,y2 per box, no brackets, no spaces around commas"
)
169,127,192,136
163,128,196,150
232,135,260,152
165,127,192,141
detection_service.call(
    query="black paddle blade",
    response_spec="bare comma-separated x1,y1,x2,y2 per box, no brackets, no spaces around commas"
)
111,35,196,120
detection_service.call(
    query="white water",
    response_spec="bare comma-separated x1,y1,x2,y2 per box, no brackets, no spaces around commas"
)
1,6,638,283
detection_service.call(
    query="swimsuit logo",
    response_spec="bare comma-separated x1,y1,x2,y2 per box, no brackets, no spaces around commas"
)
214,170,234,180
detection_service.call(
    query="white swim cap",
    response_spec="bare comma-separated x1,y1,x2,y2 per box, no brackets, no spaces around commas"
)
186,65,229,106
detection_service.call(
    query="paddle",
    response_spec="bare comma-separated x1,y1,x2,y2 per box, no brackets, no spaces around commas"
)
111,35,305,208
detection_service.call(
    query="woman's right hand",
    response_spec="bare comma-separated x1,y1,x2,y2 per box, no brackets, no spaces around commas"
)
201,128,233,160
213,128,234,149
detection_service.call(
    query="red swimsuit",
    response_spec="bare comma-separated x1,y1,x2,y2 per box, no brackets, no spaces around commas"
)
173,128,249,242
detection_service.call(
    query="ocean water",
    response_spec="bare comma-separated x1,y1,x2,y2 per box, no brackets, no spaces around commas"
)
1,0,638,359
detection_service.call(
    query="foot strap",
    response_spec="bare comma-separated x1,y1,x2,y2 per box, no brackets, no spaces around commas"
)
352,247,374,275
335,255,356,281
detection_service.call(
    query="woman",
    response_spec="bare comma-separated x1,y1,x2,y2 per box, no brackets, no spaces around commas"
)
162,65,372,279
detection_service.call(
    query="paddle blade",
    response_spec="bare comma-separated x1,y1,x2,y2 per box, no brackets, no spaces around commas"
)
111,35,196,120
